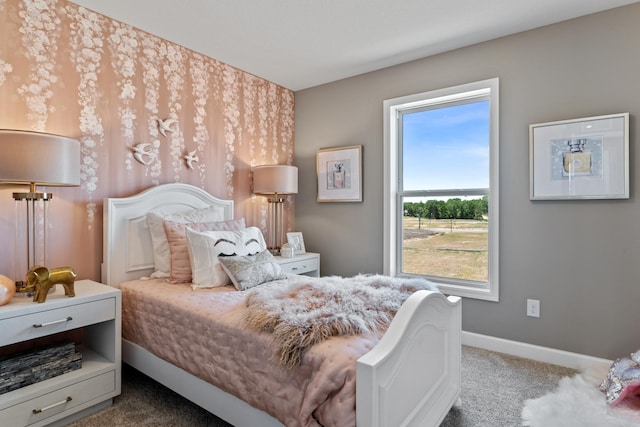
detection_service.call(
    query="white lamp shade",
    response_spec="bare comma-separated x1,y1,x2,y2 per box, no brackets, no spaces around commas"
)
0,130,80,186
252,165,298,195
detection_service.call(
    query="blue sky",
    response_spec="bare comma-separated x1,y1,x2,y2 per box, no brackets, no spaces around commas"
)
402,100,489,191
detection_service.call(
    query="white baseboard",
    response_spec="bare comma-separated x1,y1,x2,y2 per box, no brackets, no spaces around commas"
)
462,331,612,371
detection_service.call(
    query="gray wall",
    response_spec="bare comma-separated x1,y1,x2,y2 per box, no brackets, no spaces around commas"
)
294,3,640,360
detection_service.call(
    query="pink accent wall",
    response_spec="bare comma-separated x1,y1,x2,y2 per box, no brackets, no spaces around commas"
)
0,0,295,282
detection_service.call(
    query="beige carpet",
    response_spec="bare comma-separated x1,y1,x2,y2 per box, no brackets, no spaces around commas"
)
67,345,576,426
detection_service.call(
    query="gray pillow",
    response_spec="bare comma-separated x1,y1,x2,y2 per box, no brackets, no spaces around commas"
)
218,250,286,291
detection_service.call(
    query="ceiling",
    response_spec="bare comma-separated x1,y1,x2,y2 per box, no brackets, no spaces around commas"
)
70,0,638,91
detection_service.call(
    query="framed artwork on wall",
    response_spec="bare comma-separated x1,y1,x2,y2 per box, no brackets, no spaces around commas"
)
316,145,363,202
529,112,629,200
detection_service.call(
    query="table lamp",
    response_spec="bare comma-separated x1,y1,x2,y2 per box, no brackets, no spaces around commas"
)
0,130,80,289
252,165,298,255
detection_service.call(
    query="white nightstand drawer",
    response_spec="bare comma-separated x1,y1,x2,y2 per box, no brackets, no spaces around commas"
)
4,370,115,427
0,298,115,347
277,253,320,277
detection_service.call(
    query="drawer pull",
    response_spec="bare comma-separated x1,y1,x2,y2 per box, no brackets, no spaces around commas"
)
33,316,73,328
33,396,72,414
291,265,306,271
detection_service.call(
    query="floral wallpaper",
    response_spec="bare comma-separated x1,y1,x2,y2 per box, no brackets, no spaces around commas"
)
0,0,295,281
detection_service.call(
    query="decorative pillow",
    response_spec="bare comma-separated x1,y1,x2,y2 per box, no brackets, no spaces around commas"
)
600,350,640,405
219,250,286,291
185,226,267,289
146,205,228,277
163,218,246,283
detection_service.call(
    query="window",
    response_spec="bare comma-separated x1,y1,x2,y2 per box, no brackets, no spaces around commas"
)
383,78,499,301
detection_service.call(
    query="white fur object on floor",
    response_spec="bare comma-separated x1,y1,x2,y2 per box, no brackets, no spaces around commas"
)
522,368,640,427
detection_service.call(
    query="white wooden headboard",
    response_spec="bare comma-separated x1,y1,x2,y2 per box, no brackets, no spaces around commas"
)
102,183,234,287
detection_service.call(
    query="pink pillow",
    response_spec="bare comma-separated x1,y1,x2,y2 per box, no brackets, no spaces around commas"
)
146,205,228,277
163,218,246,283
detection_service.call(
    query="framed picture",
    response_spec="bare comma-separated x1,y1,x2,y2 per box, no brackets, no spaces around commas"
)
317,145,362,202
286,232,306,255
529,113,629,200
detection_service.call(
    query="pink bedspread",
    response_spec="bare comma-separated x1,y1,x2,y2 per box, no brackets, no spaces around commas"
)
119,277,380,427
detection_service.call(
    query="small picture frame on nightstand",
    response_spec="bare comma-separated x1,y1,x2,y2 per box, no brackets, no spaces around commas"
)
286,232,306,255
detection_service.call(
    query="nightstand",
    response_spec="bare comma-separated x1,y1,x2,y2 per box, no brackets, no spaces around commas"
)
0,280,121,427
275,252,320,277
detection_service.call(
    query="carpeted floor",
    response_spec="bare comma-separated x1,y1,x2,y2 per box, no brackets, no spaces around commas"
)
441,346,576,426
67,345,576,427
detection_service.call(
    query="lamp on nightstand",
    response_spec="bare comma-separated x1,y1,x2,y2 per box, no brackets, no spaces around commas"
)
0,130,80,289
252,164,298,255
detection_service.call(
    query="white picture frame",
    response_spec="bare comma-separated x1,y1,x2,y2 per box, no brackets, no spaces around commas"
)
286,232,306,255
529,112,629,200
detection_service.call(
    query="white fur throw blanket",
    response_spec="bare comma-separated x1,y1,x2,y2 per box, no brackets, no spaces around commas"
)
243,274,438,369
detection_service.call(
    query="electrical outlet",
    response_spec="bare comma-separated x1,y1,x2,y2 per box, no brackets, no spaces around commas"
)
527,299,540,318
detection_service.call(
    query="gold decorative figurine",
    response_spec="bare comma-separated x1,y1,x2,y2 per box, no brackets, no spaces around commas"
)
24,266,77,303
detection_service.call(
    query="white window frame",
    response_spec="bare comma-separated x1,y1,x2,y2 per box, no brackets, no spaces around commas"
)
383,78,499,301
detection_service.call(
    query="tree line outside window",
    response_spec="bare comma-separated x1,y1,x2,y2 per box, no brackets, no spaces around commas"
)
403,196,488,221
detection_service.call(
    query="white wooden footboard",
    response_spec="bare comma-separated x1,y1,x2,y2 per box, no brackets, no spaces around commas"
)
356,290,462,427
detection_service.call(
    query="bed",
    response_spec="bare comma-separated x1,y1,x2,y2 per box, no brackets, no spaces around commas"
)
101,183,461,427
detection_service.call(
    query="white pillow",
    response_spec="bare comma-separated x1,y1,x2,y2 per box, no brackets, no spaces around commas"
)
186,226,267,289
146,205,227,278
